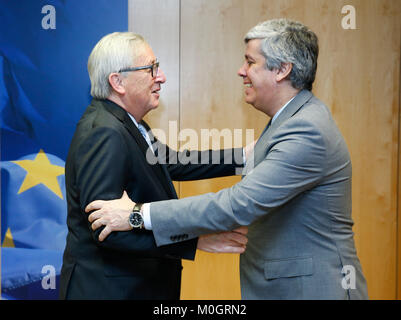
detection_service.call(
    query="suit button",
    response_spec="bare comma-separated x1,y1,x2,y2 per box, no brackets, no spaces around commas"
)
170,235,177,241
183,234,188,240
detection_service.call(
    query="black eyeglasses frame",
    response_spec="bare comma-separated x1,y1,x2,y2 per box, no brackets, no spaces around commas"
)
118,61,159,78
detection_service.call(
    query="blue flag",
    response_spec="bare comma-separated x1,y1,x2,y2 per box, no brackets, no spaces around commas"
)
0,0,128,299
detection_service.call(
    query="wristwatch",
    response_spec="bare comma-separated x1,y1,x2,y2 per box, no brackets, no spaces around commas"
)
128,203,144,229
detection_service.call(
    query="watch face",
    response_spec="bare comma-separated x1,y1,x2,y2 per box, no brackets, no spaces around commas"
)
129,212,143,228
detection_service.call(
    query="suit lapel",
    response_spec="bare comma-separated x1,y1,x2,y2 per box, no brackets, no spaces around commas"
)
100,100,150,156
99,99,177,198
266,90,313,136
246,90,314,172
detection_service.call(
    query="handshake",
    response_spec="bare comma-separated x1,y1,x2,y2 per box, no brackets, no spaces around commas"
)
86,192,248,255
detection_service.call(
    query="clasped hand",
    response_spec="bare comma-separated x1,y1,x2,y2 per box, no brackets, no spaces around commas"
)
86,192,248,254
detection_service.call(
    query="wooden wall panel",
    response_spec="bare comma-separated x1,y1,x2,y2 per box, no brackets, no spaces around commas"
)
129,0,181,194
130,0,401,300
129,0,180,143
398,30,401,300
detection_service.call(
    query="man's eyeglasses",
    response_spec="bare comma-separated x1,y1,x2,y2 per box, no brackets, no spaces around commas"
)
118,61,159,78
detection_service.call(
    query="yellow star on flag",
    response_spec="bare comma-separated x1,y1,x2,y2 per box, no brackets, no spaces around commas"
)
12,149,65,199
2,228,15,248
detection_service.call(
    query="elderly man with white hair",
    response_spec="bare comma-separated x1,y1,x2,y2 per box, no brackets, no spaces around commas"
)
60,31,249,300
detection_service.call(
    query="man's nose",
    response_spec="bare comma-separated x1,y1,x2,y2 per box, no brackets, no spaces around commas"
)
155,68,166,83
237,62,247,78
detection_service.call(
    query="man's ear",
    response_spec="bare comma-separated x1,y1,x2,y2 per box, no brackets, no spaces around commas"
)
276,62,293,82
108,73,125,95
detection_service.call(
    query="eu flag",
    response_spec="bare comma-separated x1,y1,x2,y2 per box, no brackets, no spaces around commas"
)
0,0,128,299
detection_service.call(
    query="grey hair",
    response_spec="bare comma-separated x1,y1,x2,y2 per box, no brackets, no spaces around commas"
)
245,19,319,91
88,32,147,99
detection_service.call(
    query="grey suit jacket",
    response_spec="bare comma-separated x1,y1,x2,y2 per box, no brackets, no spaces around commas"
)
149,90,368,300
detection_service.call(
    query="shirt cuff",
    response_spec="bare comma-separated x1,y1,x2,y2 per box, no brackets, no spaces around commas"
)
243,148,246,166
142,203,152,230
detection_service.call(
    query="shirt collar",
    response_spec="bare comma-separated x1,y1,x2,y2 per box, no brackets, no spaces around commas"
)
271,96,296,124
127,112,140,128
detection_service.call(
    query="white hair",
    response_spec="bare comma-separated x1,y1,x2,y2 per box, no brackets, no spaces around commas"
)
88,32,147,99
